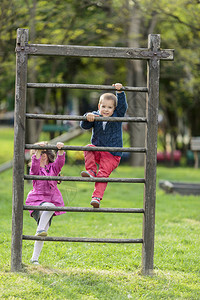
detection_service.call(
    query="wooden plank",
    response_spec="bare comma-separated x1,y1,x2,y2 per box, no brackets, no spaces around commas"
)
23,235,143,243
141,34,160,276
11,28,29,272
23,44,174,60
24,175,145,183
159,180,200,195
49,127,83,144
26,113,147,123
25,144,146,153
23,205,145,213
0,160,13,173
27,83,148,92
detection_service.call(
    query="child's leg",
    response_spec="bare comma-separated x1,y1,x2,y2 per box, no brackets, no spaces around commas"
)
92,152,121,200
83,144,99,176
31,221,50,262
36,202,55,232
31,202,55,262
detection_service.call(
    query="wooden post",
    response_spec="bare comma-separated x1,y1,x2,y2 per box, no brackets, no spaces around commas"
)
142,34,160,275
193,151,199,169
11,28,29,272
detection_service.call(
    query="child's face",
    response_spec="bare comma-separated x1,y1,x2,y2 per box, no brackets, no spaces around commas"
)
98,98,115,117
41,151,49,163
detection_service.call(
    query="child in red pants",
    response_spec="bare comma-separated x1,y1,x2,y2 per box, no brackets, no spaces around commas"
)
80,83,128,208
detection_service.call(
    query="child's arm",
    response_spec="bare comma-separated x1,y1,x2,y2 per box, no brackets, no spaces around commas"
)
113,83,128,117
35,142,46,159
30,142,46,174
86,113,97,122
56,142,64,156
35,150,41,159
80,111,100,129
52,142,65,174
30,152,41,175
112,83,123,93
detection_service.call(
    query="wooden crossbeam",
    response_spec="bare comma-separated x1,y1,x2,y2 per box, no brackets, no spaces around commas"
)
24,175,145,183
27,83,148,92
22,235,143,243
23,205,144,213
25,144,146,153
25,113,147,123
16,43,174,60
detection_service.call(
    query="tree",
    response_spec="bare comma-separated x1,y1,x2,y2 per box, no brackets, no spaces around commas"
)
125,0,157,166
1,0,200,159
123,0,200,162
151,0,200,147
0,0,125,143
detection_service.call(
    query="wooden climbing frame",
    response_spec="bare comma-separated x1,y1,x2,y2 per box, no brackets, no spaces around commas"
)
11,28,174,274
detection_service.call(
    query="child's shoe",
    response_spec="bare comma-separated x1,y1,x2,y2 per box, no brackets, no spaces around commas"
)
90,197,101,208
35,230,47,237
30,259,40,265
81,170,96,178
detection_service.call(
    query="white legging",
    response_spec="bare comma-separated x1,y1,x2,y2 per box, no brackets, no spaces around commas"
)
31,202,55,261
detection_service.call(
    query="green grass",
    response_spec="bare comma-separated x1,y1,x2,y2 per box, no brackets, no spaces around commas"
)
0,127,200,299
0,164,200,299
0,127,14,164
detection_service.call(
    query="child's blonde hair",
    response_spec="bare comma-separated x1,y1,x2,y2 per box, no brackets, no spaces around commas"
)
99,93,117,107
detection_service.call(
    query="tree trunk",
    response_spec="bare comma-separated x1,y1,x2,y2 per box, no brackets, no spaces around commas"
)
25,0,41,144
127,1,146,166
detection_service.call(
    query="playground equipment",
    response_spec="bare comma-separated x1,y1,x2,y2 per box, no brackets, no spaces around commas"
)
11,28,174,275
159,180,200,195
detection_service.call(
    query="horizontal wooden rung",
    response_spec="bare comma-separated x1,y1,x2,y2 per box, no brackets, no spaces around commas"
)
25,113,147,123
25,143,146,153
24,175,145,183
27,83,148,92
22,235,143,243
23,205,144,213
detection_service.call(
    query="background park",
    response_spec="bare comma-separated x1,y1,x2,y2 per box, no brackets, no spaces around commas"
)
0,0,200,299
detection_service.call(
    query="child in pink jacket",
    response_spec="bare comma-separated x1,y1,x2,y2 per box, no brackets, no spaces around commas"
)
26,141,65,265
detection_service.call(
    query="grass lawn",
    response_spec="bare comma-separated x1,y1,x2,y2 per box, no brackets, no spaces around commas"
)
0,127,14,164
0,127,199,299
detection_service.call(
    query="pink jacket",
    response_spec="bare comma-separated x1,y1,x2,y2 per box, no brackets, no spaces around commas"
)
25,152,66,216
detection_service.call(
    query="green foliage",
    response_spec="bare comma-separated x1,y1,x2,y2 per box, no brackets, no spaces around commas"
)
0,0,125,113
151,0,200,135
1,0,200,143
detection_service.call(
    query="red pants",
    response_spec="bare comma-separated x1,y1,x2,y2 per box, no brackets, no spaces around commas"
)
84,144,121,199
